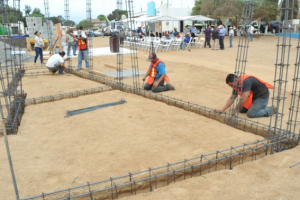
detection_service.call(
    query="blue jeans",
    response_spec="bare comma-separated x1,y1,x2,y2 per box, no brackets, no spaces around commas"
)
102,33,104,38
78,50,89,69
180,42,187,49
67,42,76,56
73,43,77,55
244,96,274,118
34,47,43,63
230,36,234,47
249,34,253,42
47,62,64,74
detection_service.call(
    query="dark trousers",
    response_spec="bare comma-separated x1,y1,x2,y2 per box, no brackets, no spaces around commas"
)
204,37,211,48
144,79,168,93
34,47,43,63
220,36,225,50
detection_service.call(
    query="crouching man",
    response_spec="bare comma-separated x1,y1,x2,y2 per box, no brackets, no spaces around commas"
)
46,51,68,75
142,53,175,93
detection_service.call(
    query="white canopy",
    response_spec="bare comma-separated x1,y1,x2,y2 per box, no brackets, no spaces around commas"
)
175,15,215,21
120,15,180,23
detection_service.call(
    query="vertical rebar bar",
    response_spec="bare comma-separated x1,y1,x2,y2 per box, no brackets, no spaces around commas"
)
86,0,93,73
44,0,53,43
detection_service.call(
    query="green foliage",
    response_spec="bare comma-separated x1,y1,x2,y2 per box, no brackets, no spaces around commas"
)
25,5,32,17
0,4,25,25
107,9,127,21
97,14,108,25
76,20,93,29
281,0,298,20
191,0,202,15
64,20,76,27
254,0,278,21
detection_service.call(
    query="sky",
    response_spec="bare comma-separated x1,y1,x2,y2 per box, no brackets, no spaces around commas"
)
10,0,196,23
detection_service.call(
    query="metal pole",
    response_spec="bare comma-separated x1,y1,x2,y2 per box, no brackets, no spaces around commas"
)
2,121,20,200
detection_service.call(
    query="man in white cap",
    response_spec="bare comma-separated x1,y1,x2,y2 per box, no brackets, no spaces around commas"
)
229,26,234,47
142,53,175,93
46,51,68,75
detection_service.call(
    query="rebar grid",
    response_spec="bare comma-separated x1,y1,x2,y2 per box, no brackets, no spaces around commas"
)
0,0,25,134
23,86,113,106
44,0,53,43
67,69,285,138
267,0,295,154
20,133,299,200
228,1,255,127
117,43,124,90
125,0,141,95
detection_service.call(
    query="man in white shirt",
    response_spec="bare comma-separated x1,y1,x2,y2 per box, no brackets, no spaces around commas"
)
46,51,68,75
248,25,254,42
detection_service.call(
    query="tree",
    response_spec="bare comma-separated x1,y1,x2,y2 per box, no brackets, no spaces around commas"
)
25,5,32,17
76,20,93,29
97,14,108,25
107,9,127,21
29,8,44,21
49,16,61,24
200,0,216,16
254,0,278,22
191,0,202,15
64,20,76,27
212,0,243,26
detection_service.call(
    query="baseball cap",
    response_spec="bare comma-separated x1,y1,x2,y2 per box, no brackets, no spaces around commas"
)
146,53,157,61
59,51,65,56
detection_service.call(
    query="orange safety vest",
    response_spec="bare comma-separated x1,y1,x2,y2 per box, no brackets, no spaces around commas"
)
78,37,88,50
233,75,274,109
147,59,169,85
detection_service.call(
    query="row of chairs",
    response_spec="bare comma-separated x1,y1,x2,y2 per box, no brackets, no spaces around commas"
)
123,36,205,52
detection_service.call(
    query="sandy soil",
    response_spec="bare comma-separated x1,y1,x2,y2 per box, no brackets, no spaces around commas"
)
125,146,300,200
22,74,103,99
0,35,299,200
0,90,263,199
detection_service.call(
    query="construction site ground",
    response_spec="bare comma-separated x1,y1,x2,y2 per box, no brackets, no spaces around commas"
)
0,35,299,199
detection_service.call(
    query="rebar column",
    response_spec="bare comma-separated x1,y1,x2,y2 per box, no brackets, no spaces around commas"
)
86,0,93,72
125,0,141,94
227,1,255,127
64,0,72,68
267,0,295,154
44,0,53,44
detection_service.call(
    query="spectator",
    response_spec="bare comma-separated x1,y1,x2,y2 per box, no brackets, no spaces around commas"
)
190,24,197,37
204,25,212,48
150,32,155,37
219,25,226,50
180,33,191,51
226,19,232,33
175,32,181,38
173,27,178,37
229,26,234,48
183,25,190,36
136,27,142,35
101,27,105,38
34,30,44,64
211,27,219,50
248,25,254,42
119,29,125,45
146,26,150,36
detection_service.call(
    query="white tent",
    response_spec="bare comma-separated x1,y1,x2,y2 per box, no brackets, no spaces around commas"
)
176,15,215,21
120,15,180,23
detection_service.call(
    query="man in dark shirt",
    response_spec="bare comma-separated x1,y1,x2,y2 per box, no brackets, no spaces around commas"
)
204,25,212,48
211,27,219,50
216,74,275,118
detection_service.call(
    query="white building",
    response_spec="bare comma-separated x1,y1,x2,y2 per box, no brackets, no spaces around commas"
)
25,17,54,40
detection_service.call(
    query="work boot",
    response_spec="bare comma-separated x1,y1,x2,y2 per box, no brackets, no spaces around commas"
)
272,106,277,115
166,83,175,90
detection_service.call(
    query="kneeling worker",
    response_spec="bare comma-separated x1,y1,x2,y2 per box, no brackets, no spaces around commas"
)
142,53,175,92
217,74,276,118
46,51,68,75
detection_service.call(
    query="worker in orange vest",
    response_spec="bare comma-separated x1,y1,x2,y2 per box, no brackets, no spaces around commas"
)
142,53,175,92
216,74,276,118
67,26,89,70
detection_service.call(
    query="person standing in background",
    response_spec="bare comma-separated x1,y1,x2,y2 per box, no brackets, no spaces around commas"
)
34,30,44,64
204,25,212,48
66,29,76,56
229,26,234,48
219,25,226,50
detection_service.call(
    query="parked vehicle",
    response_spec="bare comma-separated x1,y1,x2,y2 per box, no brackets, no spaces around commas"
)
104,27,111,36
115,25,129,32
94,30,103,37
85,29,94,37
260,21,267,33
268,20,283,33
194,20,215,34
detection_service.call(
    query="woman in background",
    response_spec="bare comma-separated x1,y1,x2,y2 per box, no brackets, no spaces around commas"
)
34,30,44,64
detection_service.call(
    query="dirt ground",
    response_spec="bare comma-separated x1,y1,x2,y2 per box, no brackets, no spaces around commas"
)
0,91,263,199
0,35,299,200
125,145,300,200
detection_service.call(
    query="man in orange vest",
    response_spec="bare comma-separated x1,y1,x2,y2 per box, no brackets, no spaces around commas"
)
67,26,89,70
142,53,175,92
216,73,276,118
